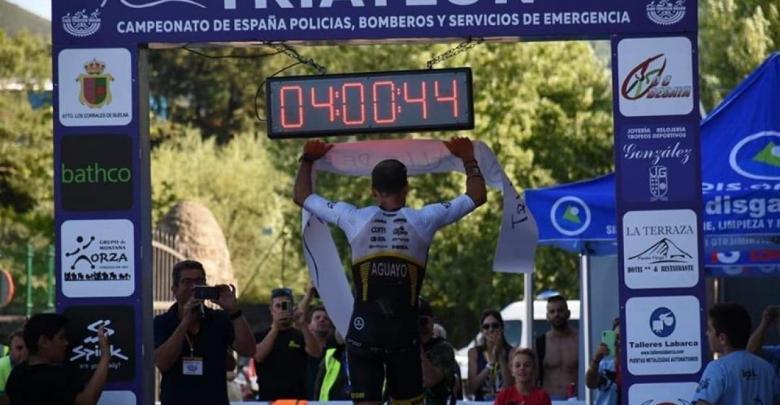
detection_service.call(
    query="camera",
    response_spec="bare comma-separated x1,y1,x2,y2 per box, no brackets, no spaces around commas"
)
194,286,221,300
280,301,290,312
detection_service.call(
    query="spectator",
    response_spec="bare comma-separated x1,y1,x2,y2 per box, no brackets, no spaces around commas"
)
692,303,775,405
254,287,323,400
468,310,513,400
494,348,551,405
747,305,780,382
535,295,578,399
5,313,109,405
313,332,351,401
419,299,458,405
585,318,620,405
298,281,336,399
0,329,27,403
154,260,255,405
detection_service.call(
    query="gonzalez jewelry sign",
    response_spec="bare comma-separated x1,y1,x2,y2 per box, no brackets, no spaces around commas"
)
57,0,693,43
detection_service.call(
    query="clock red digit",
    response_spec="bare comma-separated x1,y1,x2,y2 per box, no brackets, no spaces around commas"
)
435,79,459,117
403,81,428,120
310,85,335,122
372,81,397,124
280,85,304,128
341,82,366,125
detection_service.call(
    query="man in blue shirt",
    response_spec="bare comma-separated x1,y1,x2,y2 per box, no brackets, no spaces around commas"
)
747,305,780,404
154,260,256,405
693,303,776,405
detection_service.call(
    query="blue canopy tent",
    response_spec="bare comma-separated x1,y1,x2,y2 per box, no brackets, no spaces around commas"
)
526,52,780,277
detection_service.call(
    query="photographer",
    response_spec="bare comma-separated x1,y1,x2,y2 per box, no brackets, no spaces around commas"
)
254,287,323,401
154,260,255,405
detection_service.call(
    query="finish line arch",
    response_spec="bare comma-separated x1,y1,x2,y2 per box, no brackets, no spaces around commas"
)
53,1,704,403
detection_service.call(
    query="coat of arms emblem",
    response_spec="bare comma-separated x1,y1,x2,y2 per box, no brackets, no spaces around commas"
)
76,59,114,108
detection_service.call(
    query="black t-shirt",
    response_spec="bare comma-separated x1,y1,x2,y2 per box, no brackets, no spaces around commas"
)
6,362,85,405
255,327,308,400
305,335,339,399
154,303,235,405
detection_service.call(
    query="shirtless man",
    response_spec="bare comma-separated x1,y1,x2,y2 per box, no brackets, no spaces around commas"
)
535,295,578,399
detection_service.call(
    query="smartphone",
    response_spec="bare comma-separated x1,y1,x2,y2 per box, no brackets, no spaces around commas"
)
601,330,616,356
280,301,290,312
194,286,220,300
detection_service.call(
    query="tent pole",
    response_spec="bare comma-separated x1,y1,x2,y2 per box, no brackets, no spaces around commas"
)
524,270,533,349
580,250,591,404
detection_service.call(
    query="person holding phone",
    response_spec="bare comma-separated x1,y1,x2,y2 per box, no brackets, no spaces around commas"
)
254,287,324,401
748,305,780,383
585,318,620,405
154,260,255,405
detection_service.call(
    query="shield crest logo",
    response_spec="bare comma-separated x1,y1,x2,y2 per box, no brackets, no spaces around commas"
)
649,165,669,201
76,59,113,108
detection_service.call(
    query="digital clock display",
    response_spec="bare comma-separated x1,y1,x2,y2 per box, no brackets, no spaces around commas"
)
266,68,473,139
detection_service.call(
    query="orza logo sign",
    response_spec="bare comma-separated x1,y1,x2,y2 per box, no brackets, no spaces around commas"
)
729,131,780,181
550,196,591,236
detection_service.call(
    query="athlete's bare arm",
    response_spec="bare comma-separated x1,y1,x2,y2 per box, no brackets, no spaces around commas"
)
444,137,487,207
293,140,333,207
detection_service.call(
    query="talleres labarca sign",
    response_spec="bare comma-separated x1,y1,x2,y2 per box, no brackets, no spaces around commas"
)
56,0,693,43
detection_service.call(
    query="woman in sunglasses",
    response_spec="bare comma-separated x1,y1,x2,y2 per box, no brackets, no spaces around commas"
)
467,310,514,400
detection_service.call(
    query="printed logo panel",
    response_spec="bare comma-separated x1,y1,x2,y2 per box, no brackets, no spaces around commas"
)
64,305,136,382
58,48,132,127
623,209,699,289
61,219,135,298
617,37,693,117
61,134,133,211
628,382,698,405
619,124,697,203
625,296,702,376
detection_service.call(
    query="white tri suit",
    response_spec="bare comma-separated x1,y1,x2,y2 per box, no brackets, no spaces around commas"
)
304,193,476,402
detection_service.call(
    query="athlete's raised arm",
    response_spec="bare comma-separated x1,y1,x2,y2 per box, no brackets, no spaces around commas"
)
444,137,487,207
293,140,333,207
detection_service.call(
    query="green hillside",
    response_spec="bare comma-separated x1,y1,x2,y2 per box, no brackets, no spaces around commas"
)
0,0,49,37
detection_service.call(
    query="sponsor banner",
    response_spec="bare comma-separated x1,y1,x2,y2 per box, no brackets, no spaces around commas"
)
58,48,132,127
617,36,693,117
625,295,702,376
61,219,135,298
623,209,699,289
54,0,694,44
618,124,697,203
706,265,780,277
98,391,137,405
61,134,133,211
628,382,698,405
64,305,136,382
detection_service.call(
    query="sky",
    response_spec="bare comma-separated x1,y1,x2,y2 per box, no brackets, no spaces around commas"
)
7,0,51,21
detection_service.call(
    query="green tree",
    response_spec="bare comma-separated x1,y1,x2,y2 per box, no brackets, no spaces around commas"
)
0,29,53,313
699,0,779,111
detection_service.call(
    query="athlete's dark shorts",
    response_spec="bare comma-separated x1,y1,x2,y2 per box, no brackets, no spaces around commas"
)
346,343,423,403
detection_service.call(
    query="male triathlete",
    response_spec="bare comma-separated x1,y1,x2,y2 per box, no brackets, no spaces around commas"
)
293,137,486,405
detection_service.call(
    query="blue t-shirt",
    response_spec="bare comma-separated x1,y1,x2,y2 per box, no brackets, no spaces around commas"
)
593,356,618,405
692,350,774,405
154,303,235,405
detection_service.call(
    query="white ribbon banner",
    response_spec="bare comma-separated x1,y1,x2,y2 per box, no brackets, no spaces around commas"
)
301,139,538,335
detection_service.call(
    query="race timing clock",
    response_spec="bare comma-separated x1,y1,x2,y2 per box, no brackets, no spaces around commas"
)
266,68,474,138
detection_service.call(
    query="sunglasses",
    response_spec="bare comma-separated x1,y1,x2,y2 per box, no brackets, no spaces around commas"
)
482,322,501,331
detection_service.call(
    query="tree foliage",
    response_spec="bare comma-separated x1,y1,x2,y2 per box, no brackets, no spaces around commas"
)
699,0,779,111
0,29,53,312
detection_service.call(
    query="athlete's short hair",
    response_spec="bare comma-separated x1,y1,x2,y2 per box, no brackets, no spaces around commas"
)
371,159,408,195
709,303,751,349
547,295,567,307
